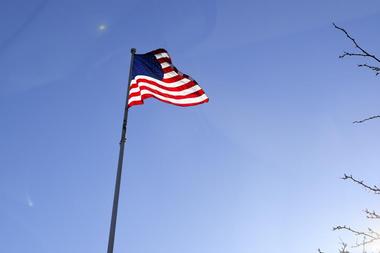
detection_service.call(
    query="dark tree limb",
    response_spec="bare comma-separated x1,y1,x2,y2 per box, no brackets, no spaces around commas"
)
358,64,380,75
333,23,380,64
334,23,380,124
332,176,380,251
333,225,377,240
342,174,380,194
333,225,380,251
352,115,380,124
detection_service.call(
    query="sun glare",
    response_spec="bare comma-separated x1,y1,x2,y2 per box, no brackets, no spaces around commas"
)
98,24,107,31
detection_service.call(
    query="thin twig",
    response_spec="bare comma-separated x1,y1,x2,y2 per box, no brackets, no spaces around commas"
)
368,228,380,237
358,64,380,75
339,242,349,253
352,236,380,248
365,209,380,219
333,225,377,239
353,115,380,124
333,23,380,63
342,174,380,194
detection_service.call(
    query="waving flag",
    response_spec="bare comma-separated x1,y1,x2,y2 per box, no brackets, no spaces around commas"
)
128,49,209,107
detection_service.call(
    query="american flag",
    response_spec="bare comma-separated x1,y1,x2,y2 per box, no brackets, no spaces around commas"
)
128,49,209,107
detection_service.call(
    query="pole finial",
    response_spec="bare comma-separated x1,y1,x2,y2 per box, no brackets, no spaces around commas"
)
131,48,136,54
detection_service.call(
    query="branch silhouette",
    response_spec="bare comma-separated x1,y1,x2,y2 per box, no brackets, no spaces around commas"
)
334,23,380,124
352,115,380,124
322,24,380,253
333,23,380,70
342,174,380,194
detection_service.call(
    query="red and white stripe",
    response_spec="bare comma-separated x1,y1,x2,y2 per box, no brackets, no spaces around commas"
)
128,49,209,107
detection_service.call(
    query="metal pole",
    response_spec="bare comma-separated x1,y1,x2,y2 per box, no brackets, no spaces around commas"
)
107,48,136,253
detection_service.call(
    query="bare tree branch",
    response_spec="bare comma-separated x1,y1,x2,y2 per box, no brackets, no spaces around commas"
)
358,64,380,75
334,175,380,251
352,235,380,249
365,209,380,219
353,115,380,124
333,23,380,64
322,25,380,253
368,228,380,237
333,225,377,240
340,52,371,58
339,242,349,253
334,23,380,125
334,225,380,251
342,174,380,194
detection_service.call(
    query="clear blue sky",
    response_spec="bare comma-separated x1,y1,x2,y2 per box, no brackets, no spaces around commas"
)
2,1,380,252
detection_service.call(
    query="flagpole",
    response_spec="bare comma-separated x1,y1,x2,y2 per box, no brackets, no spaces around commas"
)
107,48,136,253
